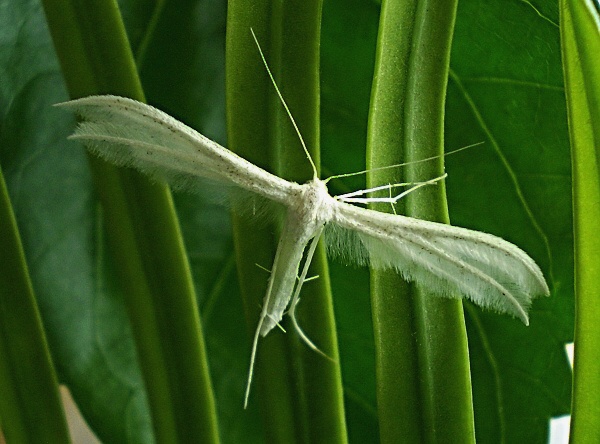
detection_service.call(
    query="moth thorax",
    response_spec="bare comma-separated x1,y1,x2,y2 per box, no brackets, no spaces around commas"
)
295,178,334,224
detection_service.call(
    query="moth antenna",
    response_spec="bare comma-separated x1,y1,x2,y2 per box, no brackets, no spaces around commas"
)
250,28,319,180
325,141,484,183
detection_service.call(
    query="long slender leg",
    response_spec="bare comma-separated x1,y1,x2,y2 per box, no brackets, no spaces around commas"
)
337,181,416,199
337,173,447,204
287,227,333,360
244,255,280,408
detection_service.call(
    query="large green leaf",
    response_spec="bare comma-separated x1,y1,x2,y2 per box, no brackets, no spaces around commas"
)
321,0,572,443
448,2,572,442
0,0,572,442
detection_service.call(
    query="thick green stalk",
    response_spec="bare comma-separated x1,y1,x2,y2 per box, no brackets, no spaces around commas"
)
0,168,70,443
226,1,347,442
367,1,475,443
42,0,219,441
226,4,299,442
560,1,600,442
273,2,347,443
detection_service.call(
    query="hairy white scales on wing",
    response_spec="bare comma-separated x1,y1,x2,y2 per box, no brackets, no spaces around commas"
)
328,202,549,324
59,95,300,205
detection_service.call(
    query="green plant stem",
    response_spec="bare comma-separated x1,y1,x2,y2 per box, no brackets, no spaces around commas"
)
560,1,600,442
226,1,347,442
367,1,475,443
42,1,219,442
0,167,71,443
226,4,299,441
273,2,347,443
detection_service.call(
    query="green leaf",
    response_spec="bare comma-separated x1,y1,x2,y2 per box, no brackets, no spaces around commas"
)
560,0,600,442
0,166,70,442
447,1,573,442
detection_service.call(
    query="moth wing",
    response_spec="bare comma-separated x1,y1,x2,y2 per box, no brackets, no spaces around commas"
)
328,202,550,324
57,95,300,207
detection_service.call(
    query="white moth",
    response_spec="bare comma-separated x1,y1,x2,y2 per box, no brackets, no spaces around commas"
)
57,35,549,408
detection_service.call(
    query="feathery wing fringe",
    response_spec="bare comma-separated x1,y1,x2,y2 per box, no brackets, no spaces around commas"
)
329,202,549,324
57,95,301,205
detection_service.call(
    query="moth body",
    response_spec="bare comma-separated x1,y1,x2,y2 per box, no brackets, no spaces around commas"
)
259,178,335,335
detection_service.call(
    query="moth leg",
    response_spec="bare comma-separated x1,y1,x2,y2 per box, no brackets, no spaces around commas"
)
387,185,398,215
265,312,286,333
244,252,281,408
255,262,319,283
302,274,320,283
244,318,263,408
337,173,447,204
386,173,447,203
287,227,334,361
